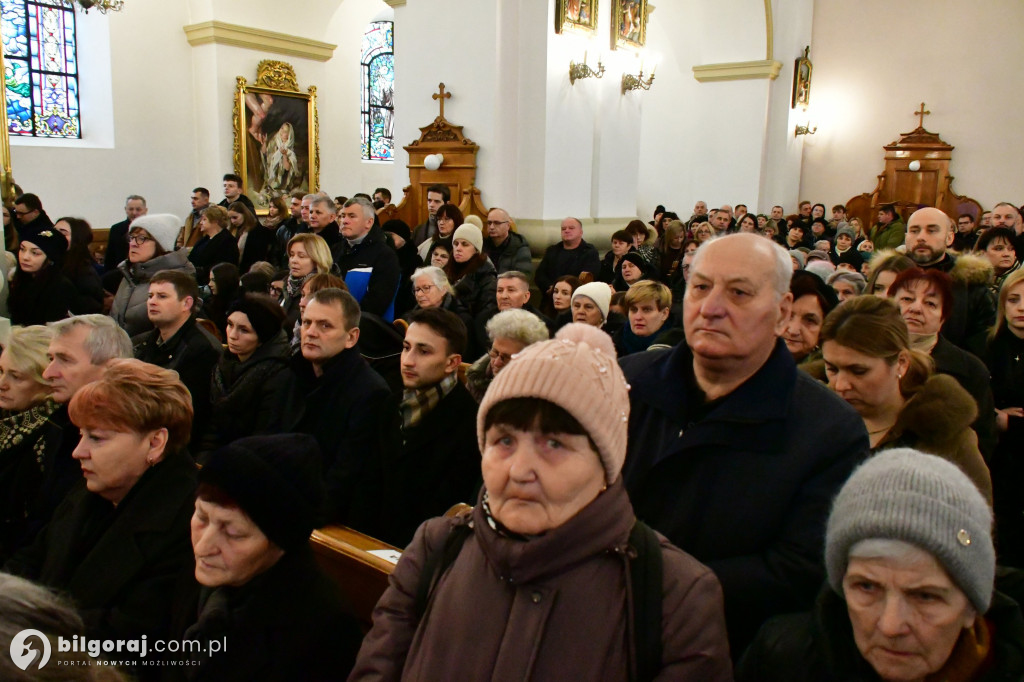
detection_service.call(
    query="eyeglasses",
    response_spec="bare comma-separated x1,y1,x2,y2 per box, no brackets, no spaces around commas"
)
486,220,509,227
487,348,514,364
14,209,32,217
413,284,436,295
127,235,153,245
270,286,284,296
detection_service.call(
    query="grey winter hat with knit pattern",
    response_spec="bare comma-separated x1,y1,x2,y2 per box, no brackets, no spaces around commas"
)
825,448,995,612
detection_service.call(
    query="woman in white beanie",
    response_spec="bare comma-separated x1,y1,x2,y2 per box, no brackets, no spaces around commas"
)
110,213,197,337
738,448,1024,682
449,222,497,328
570,280,612,327
351,324,732,681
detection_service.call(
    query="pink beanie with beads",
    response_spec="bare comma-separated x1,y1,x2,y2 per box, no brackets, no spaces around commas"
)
476,323,631,484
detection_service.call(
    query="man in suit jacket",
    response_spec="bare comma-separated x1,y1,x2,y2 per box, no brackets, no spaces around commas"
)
103,194,147,272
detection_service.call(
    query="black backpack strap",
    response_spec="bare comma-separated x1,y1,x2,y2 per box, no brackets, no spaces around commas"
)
413,522,473,620
629,520,663,682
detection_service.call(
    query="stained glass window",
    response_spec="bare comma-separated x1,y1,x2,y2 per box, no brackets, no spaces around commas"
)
361,21,393,162
1,0,80,139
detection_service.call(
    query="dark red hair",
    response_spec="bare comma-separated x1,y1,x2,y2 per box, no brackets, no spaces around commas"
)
888,267,954,322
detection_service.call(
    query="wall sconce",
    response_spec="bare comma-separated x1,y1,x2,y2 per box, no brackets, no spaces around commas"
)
424,153,444,171
621,70,655,94
569,51,605,85
794,122,817,137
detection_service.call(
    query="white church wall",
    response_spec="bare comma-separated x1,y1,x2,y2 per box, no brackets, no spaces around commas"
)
801,0,1024,211
10,1,197,227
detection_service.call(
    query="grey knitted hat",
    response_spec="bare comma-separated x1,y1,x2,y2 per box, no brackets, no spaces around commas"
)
789,249,806,269
825,448,994,612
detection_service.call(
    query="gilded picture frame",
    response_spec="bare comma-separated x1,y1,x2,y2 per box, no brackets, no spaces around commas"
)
792,47,812,109
233,61,319,215
611,0,648,50
556,0,599,35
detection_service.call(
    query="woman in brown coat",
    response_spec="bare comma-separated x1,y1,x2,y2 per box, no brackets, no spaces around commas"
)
350,324,732,681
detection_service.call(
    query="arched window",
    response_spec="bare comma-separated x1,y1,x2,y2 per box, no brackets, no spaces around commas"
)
360,20,393,162
2,0,81,139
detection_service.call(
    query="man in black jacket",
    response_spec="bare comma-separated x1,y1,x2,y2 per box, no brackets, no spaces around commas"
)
375,307,479,547
620,233,868,656
291,288,395,528
132,270,221,440
217,172,255,214
905,207,996,357
534,216,601,294
103,194,147,272
483,207,533,276
332,197,401,321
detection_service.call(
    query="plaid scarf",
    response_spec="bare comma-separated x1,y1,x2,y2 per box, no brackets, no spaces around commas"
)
400,373,458,430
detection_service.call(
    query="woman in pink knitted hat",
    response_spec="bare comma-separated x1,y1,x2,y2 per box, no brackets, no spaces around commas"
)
350,324,732,681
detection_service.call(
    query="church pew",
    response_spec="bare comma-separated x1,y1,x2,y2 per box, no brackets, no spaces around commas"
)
310,526,400,630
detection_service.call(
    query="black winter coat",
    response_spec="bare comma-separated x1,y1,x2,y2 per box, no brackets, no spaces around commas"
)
104,218,130,272
133,318,222,440
237,224,276,274
7,268,76,325
5,454,198,647
931,335,998,461
620,339,869,654
188,229,239,286
65,263,105,314
291,348,396,527
986,328,1024,569
737,587,1024,682
197,332,299,458
166,549,363,681
0,402,79,562
331,225,402,319
924,253,997,357
369,382,480,548
483,230,534,276
534,239,602,293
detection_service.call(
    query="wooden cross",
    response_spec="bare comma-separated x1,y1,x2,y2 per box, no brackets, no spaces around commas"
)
914,102,931,128
432,83,451,119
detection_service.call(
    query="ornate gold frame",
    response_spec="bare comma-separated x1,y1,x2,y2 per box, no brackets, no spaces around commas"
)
555,0,599,36
611,0,648,50
233,60,319,214
792,46,812,109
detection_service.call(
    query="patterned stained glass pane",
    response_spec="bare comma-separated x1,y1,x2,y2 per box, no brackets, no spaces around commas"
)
2,0,80,138
361,21,393,162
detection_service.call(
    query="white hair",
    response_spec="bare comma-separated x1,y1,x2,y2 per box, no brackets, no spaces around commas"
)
485,309,550,346
691,233,792,300
49,315,132,365
411,266,453,295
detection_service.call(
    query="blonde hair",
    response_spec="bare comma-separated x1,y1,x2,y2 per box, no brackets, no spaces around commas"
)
3,325,53,388
286,233,333,275
992,267,1024,340
623,279,672,310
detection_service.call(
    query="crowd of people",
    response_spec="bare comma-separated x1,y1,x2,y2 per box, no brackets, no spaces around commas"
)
0,181,1022,680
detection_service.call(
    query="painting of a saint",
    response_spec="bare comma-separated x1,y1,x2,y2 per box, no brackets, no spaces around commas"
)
611,0,647,49
556,0,598,35
243,91,310,206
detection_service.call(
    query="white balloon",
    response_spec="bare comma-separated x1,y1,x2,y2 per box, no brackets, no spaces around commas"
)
908,160,921,171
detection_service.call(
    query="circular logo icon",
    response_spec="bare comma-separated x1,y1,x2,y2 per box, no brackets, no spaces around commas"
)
10,629,51,671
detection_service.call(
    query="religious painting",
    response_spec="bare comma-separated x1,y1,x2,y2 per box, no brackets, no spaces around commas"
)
792,46,812,109
611,0,648,50
556,0,598,35
233,61,319,214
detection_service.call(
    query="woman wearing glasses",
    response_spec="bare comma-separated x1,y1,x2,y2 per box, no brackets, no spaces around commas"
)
110,213,196,336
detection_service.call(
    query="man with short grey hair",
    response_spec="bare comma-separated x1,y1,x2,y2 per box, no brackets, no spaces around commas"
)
620,233,868,654
307,196,341,247
464,307,550,402
331,197,402,320
3,315,135,559
104,194,147,272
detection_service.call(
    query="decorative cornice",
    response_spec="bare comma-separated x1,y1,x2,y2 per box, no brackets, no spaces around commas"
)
764,0,773,60
383,0,406,6
183,21,336,62
692,59,783,82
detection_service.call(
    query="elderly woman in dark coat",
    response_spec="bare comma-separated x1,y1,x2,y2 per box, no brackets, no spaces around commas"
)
196,294,298,458
4,359,197,648
350,324,732,681
738,448,1024,681
167,434,363,681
